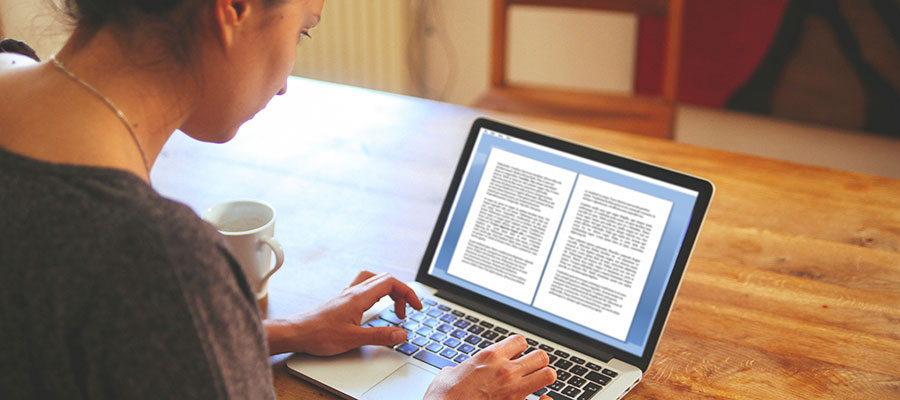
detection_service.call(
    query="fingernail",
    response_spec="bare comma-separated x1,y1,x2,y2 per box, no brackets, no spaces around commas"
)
392,330,406,343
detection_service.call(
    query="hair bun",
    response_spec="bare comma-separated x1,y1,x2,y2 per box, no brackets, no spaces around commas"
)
0,38,41,62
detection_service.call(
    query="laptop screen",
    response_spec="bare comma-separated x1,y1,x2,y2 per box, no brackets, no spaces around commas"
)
425,123,701,358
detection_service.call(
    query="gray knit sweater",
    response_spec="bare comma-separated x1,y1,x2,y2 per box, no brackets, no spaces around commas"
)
0,146,274,399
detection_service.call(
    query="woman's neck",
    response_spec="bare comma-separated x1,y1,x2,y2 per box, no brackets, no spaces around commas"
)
0,26,196,182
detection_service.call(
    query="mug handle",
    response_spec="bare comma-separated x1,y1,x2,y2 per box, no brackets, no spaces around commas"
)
258,236,285,293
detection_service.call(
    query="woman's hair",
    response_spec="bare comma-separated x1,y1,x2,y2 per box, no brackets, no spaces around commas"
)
60,0,285,68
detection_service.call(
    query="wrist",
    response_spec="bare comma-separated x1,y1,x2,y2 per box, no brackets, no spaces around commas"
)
264,316,310,355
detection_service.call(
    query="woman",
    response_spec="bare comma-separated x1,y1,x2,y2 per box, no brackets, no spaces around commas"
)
0,0,556,398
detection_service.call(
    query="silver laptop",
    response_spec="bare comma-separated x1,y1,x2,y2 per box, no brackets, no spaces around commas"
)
287,118,714,400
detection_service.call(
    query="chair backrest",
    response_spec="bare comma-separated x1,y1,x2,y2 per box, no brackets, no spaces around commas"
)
489,0,684,102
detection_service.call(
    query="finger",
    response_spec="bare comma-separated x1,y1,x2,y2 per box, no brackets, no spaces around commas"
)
349,270,377,287
489,334,528,359
390,284,423,312
514,349,551,373
357,274,423,315
521,367,557,396
394,300,409,319
353,326,408,347
391,289,423,318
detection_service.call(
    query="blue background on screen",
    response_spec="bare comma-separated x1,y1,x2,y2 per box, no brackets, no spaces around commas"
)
429,130,698,356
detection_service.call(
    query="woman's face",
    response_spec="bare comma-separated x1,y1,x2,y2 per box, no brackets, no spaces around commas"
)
182,0,324,143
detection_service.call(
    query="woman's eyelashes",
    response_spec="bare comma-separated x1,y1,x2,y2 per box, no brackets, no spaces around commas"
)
299,31,312,44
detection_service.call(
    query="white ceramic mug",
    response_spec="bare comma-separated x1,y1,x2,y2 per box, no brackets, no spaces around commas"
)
202,200,285,299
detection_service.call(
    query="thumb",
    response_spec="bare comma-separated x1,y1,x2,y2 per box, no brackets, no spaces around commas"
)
356,326,408,346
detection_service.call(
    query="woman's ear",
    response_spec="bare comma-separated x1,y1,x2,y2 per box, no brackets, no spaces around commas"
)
214,0,254,50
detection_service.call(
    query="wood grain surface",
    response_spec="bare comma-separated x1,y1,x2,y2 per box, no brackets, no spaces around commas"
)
151,77,900,399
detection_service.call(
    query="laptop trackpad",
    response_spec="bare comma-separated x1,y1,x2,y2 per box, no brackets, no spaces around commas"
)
363,362,436,400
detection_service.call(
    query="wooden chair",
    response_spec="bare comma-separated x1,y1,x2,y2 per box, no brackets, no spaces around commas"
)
475,0,684,139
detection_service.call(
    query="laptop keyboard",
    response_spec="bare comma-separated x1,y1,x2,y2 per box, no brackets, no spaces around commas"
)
363,297,619,400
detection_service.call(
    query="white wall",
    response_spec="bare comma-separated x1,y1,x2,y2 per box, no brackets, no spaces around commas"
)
0,0,70,59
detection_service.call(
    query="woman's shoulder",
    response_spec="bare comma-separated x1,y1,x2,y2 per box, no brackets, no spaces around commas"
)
0,158,228,278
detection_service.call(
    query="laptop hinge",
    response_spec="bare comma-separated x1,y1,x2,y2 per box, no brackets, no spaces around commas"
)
435,289,614,363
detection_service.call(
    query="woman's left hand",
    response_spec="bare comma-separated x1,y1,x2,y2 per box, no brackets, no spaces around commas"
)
264,270,422,356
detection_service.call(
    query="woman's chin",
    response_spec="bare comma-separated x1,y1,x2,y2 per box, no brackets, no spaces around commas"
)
180,125,241,144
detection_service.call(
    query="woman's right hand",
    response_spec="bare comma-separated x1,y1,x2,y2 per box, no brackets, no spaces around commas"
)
424,335,556,400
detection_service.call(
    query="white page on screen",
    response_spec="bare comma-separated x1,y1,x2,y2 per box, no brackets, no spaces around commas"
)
446,148,576,304
533,175,672,341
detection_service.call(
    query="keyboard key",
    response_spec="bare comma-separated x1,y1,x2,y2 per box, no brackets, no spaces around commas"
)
410,313,426,322
423,298,437,306
464,335,481,345
562,385,582,398
443,337,461,348
539,344,554,352
426,308,443,318
379,311,403,325
412,336,429,347
440,314,456,323
601,369,618,378
453,320,470,329
458,343,475,354
568,376,587,388
545,392,567,400
450,329,467,339
437,323,454,333
579,382,602,400
467,325,485,335
396,342,418,356
570,365,589,376
477,340,493,349
430,332,447,342
451,310,464,317
525,338,538,346
481,330,499,341
553,349,570,359
479,321,494,329
570,356,586,365
524,347,536,354
368,318,392,328
548,380,565,391
554,359,574,370
495,336,507,343
465,315,479,323
556,370,572,382
454,354,470,363
548,354,558,364
533,387,548,396
586,362,602,371
416,327,432,336
437,304,451,311
439,348,458,359
585,371,612,385
402,321,419,331
426,342,443,353
414,349,456,369
423,318,440,328
494,326,509,334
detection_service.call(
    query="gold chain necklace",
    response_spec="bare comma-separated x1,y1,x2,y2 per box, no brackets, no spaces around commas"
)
49,55,151,178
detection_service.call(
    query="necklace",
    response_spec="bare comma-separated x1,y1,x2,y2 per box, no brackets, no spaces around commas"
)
49,55,151,178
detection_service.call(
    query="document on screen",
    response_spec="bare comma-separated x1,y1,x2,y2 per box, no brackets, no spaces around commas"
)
533,175,672,341
446,148,576,304
446,147,672,340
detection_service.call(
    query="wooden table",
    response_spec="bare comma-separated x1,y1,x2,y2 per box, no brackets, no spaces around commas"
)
152,77,900,399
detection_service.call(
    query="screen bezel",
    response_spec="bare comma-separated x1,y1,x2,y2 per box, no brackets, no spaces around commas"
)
416,117,714,372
